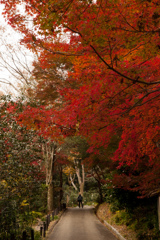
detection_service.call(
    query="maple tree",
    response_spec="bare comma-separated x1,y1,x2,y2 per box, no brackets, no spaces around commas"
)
26,53,72,104
12,103,62,211
1,0,160,198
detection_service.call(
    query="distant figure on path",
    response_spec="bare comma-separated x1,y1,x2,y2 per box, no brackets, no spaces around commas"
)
77,192,83,208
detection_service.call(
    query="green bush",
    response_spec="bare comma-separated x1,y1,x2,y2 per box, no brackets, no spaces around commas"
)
112,210,132,226
54,215,59,220
104,187,160,239
109,201,120,213
34,231,42,240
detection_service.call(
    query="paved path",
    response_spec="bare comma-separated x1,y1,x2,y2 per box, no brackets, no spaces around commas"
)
48,206,118,240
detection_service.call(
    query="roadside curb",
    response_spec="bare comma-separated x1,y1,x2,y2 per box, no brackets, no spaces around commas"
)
45,209,66,239
94,204,127,240
103,220,126,240
94,207,126,240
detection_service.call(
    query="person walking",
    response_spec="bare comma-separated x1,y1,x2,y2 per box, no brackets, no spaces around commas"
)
77,192,83,208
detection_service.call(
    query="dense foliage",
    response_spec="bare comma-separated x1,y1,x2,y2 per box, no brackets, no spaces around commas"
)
1,0,159,197
0,97,46,239
0,0,160,238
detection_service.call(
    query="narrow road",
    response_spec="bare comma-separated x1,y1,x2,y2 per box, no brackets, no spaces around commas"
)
48,206,118,240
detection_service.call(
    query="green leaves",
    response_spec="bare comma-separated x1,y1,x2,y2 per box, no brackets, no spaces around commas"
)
0,98,46,237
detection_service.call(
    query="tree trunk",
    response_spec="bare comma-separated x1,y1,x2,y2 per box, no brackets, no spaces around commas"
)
94,167,104,203
59,166,63,208
70,174,78,191
97,179,103,203
42,142,57,212
80,182,84,196
48,183,54,212
158,195,160,230
75,164,85,196
66,194,69,207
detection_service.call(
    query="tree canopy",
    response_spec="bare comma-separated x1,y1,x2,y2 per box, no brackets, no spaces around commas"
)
1,0,160,198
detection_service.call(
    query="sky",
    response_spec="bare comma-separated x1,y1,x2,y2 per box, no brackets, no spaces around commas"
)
0,4,34,96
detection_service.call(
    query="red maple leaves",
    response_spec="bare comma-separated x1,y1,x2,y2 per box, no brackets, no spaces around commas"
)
2,0,160,197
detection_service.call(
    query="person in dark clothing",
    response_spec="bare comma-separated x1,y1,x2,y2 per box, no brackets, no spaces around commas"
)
77,192,83,208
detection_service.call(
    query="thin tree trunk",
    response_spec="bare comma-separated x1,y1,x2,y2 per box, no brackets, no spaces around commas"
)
75,164,85,196
96,179,103,203
70,174,78,191
94,167,103,203
158,195,160,230
59,166,63,208
42,142,57,212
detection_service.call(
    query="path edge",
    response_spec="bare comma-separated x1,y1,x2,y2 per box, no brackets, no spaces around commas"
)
45,209,67,240
103,220,126,240
94,208,126,240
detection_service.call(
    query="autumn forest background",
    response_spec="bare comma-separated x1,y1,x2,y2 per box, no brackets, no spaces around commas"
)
0,0,160,239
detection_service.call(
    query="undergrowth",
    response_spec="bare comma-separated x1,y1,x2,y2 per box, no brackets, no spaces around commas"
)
101,188,160,239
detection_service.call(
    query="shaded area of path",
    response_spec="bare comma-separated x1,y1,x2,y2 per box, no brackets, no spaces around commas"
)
47,206,118,240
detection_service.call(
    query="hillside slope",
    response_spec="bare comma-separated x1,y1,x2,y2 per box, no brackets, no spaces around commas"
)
96,203,137,240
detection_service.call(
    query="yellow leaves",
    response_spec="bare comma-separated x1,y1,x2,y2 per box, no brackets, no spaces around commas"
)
76,122,80,132
30,211,42,218
63,166,75,175
21,200,29,206
1,180,8,188
68,155,74,161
